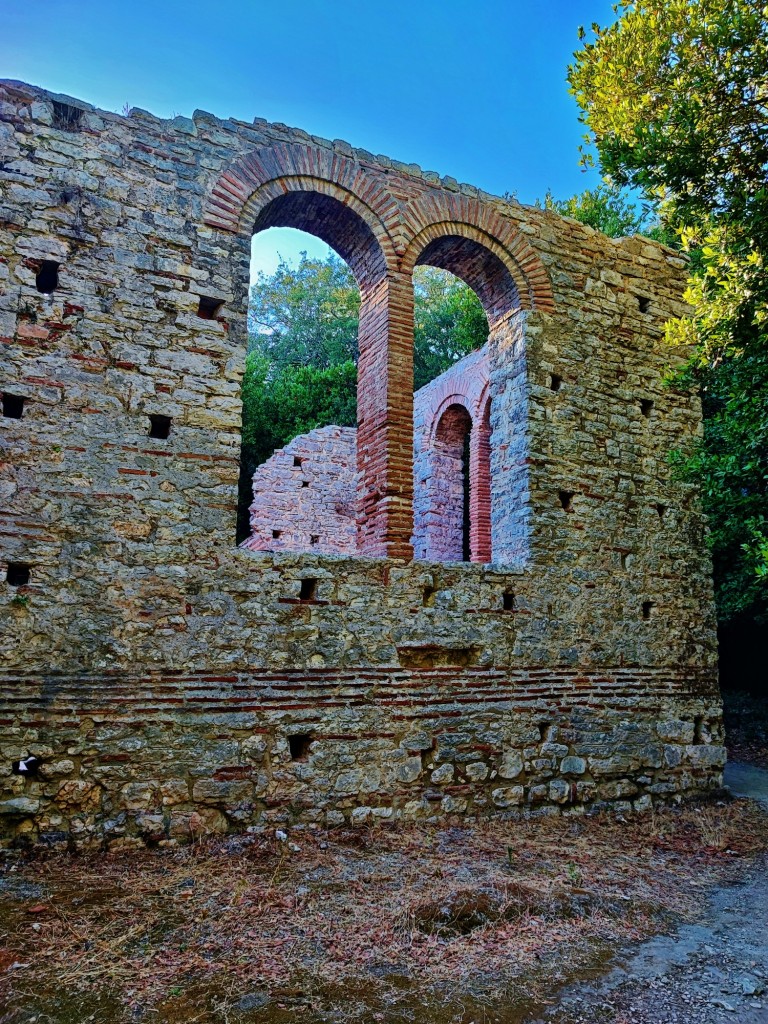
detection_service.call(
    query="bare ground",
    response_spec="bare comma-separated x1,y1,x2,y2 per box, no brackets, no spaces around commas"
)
2,796,768,1024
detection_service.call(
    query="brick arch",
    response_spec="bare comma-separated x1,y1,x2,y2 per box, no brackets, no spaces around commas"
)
401,204,555,317
203,144,411,558
203,144,399,279
426,392,474,445
422,359,490,449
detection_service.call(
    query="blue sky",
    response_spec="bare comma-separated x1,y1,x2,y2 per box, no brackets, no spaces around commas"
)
3,0,615,277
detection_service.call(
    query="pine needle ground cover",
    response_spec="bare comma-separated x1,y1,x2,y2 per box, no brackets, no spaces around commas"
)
1,801,767,1024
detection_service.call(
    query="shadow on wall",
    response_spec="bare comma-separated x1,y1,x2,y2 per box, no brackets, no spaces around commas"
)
719,620,768,695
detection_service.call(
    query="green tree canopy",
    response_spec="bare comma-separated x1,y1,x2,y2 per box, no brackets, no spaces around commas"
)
248,253,359,369
541,184,646,237
569,0,768,625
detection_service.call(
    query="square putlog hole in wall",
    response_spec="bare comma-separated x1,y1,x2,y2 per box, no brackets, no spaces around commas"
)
11,755,41,776
637,296,651,314
6,563,30,587
642,600,655,620
196,296,223,320
51,101,83,131
2,393,24,419
640,399,654,418
35,260,60,294
293,456,303,468
502,590,515,611
288,733,313,761
299,578,318,601
148,414,172,439
559,490,575,512
549,373,562,392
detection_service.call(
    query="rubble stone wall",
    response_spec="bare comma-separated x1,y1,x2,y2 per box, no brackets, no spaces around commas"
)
0,80,722,848
242,426,358,555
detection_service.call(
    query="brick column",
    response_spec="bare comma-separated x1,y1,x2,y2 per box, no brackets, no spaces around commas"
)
469,398,492,562
356,271,414,559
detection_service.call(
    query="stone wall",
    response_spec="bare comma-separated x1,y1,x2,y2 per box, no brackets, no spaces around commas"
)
0,80,723,848
242,426,358,555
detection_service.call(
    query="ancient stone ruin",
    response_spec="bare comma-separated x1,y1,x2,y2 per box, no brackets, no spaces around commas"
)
0,80,724,848
242,425,359,555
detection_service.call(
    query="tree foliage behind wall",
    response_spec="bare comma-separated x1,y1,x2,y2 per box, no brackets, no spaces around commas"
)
569,0,768,630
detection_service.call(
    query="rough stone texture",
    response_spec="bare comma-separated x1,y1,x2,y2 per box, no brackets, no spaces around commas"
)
242,426,358,555
0,80,722,847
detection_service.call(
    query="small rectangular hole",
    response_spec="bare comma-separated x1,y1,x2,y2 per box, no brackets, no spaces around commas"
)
422,585,436,608
148,414,172,439
2,393,24,419
36,260,60,294
6,563,30,587
299,578,317,601
272,529,282,539
502,591,515,611
52,101,83,131
655,503,666,520
638,296,651,313
288,733,312,761
301,480,310,488
12,755,41,776
293,456,303,467
196,296,223,320
549,373,562,392
559,490,574,512
640,398,654,418
642,600,654,620
310,534,319,546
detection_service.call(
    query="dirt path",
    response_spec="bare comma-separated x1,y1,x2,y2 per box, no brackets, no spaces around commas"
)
528,762,768,1024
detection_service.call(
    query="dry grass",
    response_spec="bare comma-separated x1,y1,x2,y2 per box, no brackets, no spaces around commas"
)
1,799,767,1024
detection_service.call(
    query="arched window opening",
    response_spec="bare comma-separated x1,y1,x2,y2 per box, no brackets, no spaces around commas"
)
411,260,493,564
412,265,488,392
409,230,531,567
415,235,520,329
424,403,473,562
238,224,361,553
